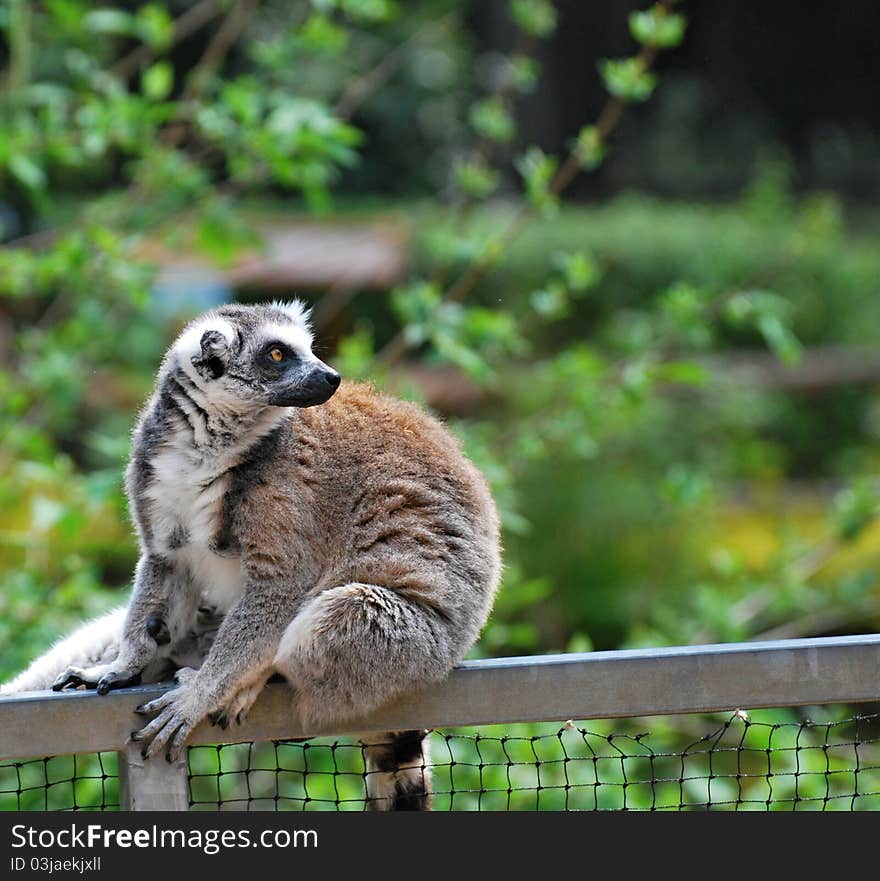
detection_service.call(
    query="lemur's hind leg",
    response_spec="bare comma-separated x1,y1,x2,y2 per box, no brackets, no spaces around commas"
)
272,583,456,811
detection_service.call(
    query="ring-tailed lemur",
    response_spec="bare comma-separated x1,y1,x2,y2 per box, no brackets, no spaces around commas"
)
1,302,502,811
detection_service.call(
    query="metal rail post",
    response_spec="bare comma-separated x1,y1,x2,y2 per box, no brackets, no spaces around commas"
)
118,742,190,811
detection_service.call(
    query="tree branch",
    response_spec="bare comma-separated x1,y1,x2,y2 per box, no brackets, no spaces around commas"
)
110,0,224,80
372,5,670,370
161,0,261,149
335,13,455,120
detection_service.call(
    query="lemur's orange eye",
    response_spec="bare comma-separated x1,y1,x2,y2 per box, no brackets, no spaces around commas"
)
270,348,284,362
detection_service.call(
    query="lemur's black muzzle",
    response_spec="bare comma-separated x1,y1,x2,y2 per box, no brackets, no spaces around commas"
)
269,364,341,408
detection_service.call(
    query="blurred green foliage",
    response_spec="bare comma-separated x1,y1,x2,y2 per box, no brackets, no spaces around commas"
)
1,0,879,725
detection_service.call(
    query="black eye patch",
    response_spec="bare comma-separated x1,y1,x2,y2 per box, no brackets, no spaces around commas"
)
262,342,297,366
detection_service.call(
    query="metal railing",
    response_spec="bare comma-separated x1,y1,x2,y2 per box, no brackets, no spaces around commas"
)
2,633,880,810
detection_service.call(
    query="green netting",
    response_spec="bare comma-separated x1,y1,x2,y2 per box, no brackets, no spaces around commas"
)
0,752,119,811
3,709,879,811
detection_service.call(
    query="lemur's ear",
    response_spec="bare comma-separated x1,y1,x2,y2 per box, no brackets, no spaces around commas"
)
192,329,229,380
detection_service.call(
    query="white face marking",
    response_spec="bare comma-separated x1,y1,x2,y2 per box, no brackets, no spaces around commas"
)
270,299,312,329
173,315,236,385
261,321,315,360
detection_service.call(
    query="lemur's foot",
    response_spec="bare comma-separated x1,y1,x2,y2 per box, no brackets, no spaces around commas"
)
52,664,142,694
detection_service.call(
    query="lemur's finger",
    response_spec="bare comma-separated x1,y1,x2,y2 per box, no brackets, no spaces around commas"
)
141,715,185,761
135,690,176,716
96,669,142,696
132,708,175,751
166,722,193,763
52,670,85,691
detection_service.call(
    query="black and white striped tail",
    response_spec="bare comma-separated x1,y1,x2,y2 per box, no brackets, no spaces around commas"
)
364,729,432,811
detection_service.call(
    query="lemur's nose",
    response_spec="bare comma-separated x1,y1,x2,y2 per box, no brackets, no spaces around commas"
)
324,369,341,389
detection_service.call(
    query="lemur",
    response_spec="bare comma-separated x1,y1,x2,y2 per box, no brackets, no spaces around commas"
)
0,302,502,811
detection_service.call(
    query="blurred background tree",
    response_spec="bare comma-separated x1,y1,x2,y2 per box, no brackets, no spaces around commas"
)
2,0,880,682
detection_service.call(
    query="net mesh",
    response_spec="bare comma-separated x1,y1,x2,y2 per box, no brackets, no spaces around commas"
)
0,752,119,811
3,708,880,811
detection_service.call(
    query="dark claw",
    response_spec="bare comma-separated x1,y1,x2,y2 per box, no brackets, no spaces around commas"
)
52,671,84,692
96,677,113,696
96,673,118,696
96,670,142,696
135,704,150,715
130,730,143,741
209,710,228,728
235,712,244,726
209,711,228,730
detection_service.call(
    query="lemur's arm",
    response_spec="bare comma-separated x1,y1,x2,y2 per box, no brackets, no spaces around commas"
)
132,576,300,760
52,556,191,694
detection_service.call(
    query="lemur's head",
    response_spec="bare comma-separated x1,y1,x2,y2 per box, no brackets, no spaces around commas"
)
172,301,340,408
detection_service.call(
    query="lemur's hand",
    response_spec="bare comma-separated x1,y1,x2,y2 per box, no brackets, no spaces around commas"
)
53,619,165,694
131,667,206,762
52,663,142,695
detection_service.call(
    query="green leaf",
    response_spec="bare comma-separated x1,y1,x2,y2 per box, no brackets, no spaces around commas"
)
654,360,709,387
831,480,880,542
662,464,713,507
574,125,606,171
723,290,789,326
136,3,174,51
31,496,64,532
461,306,525,355
530,282,570,319
194,199,260,266
630,5,687,49
8,154,47,191
757,314,803,367
514,147,558,215
83,8,136,37
333,323,375,380
468,97,515,143
141,61,173,102
510,55,540,93
298,13,349,53
723,291,802,366
339,0,397,23
455,160,500,200
45,0,85,32
510,0,557,38
553,251,600,293
658,282,713,349
599,57,657,102
390,281,441,328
